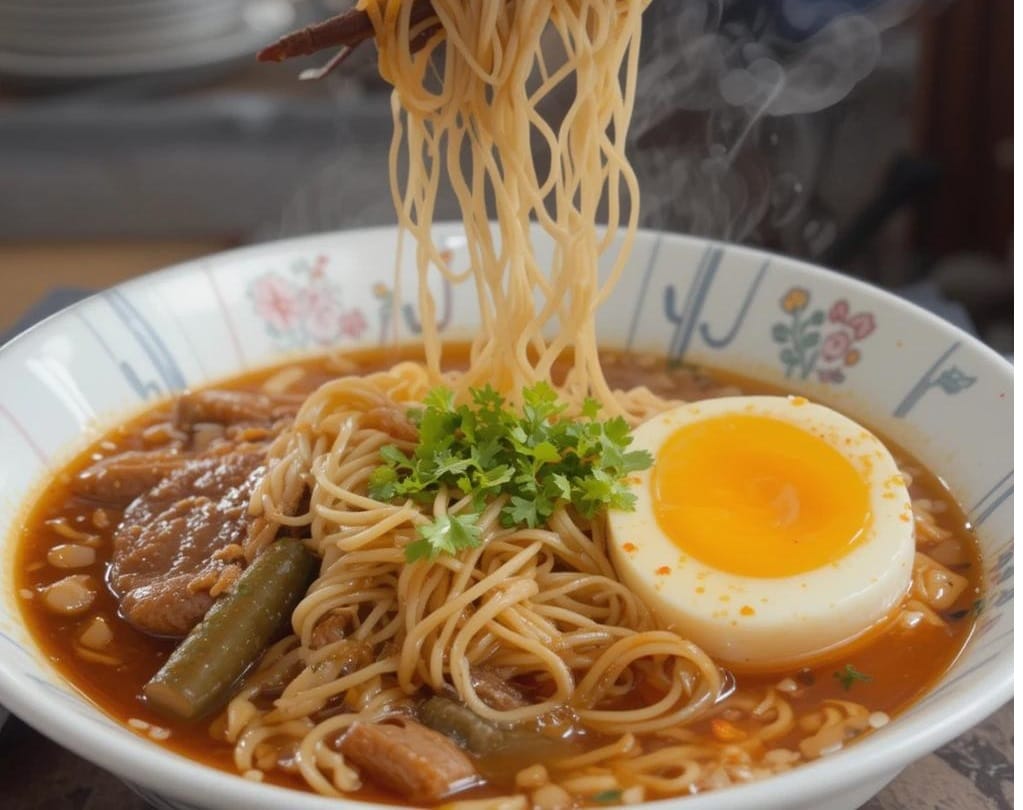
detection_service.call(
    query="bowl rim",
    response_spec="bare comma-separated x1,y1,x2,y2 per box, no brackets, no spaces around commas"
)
1,223,1015,378
0,225,1013,810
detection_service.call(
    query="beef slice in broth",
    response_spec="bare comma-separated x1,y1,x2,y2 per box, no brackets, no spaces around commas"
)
174,389,302,435
73,449,190,506
109,450,265,637
340,719,478,802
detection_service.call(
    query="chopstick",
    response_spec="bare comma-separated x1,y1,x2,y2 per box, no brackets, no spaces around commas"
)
258,0,439,79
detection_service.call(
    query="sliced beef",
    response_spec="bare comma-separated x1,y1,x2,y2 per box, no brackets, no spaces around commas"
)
73,389,296,507
73,450,189,506
361,406,419,443
175,389,301,431
340,719,477,802
470,667,529,711
175,389,273,429
109,449,265,637
310,609,356,649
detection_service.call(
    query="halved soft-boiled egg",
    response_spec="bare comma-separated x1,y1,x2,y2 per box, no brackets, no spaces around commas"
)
608,395,914,673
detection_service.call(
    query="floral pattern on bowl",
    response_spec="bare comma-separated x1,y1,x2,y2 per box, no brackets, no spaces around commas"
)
772,287,877,384
248,255,369,348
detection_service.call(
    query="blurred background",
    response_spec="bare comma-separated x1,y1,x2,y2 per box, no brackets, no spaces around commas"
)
0,0,1012,353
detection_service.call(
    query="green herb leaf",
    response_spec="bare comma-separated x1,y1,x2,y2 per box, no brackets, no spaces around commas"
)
378,444,407,464
507,496,540,528
833,663,873,691
580,398,600,419
550,472,573,501
592,790,623,804
404,537,436,563
405,512,482,563
367,466,399,501
622,449,654,473
375,383,652,561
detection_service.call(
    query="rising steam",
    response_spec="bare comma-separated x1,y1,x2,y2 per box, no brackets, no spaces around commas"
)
629,0,924,249
277,0,927,254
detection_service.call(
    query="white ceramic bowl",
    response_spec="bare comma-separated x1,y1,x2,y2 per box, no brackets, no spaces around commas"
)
0,226,1012,810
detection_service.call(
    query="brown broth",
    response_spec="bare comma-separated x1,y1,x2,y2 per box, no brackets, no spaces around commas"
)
13,346,981,803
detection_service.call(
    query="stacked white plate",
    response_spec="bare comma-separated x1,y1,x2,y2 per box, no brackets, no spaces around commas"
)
0,0,296,85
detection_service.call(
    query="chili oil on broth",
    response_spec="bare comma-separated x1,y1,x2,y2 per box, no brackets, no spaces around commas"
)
13,346,981,805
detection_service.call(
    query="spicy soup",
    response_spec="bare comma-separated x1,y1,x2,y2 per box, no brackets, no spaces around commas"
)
14,347,981,805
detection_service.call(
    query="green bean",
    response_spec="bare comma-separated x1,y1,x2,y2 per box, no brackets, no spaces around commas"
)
143,538,317,721
419,696,510,754
419,696,564,759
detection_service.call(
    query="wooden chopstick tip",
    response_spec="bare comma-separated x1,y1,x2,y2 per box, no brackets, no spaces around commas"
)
257,42,287,63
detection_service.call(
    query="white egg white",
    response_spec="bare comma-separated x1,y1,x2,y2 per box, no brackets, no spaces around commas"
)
609,395,915,673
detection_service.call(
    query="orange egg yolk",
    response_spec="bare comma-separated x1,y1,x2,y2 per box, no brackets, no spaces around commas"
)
651,414,871,578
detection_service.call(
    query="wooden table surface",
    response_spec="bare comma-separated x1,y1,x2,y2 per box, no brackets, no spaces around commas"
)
0,240,1012,809
0,240,232,333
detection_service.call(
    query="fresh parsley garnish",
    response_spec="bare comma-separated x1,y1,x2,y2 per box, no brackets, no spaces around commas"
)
592,789,623,804
404,512,483,562
833,664,872,691
369,382,652,562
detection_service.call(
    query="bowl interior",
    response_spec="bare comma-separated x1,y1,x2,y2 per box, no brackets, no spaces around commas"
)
0,226,1012,810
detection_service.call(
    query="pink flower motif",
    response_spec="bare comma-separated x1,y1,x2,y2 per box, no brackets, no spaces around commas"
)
847,312,876,340
829,300,849,323
251,274,300,333
829,299,875,340
301,286,343,344
340,308,368,339
310,255,328,280
821,330,852,362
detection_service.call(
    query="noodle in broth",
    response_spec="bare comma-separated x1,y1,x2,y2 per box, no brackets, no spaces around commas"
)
370,0,646,409
14,352,979,805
